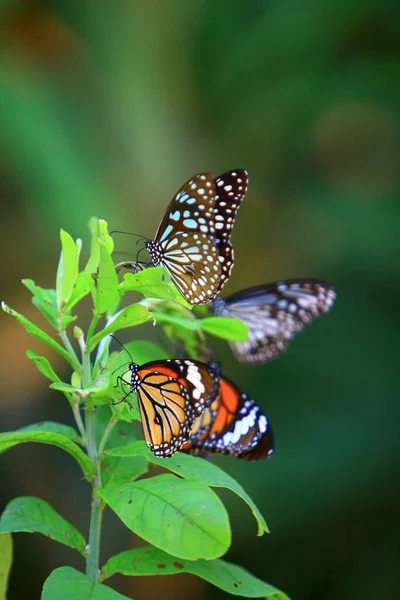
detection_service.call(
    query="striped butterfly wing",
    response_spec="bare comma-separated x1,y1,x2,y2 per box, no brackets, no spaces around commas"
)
146,173,221,304
136,359,220,457
213,169,248,292
182,376,274,461
212,279,336,364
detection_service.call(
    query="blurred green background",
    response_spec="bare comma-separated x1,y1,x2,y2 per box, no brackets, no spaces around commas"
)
1,1,399,599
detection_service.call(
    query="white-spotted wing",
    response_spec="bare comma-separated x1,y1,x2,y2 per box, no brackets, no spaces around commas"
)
213,170,248,292
211,279,336,364
146,170,248,304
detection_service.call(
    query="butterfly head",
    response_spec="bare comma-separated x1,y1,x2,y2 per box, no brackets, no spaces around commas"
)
129,362,141,391
146,239,163,266
209,297,229,317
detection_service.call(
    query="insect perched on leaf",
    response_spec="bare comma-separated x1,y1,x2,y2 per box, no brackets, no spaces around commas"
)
144,169,248,304
210,279,337,365
113,343,220,457
182,368,273,461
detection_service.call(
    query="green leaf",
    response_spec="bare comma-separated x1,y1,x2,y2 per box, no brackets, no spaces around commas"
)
15,422,81,442
88,303,151,350
105,441,267,535
49,382,79,394
56,230,81,312
22,279,58,328
50,371,110,401
0,430,94,480
1,302,80,371
0,533,12,600
101,454,147,487
119,266,192,309
101,546,290,599
97,473,231,560
65,272,92,312
42,567,130,600
86,218,114,276
151,312,248,342
200,316,248,342
95,242,120,315
26,350,61,382
0,497,86,556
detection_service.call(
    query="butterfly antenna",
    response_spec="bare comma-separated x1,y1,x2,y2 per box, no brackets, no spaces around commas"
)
109,230,149,243
108,334,135,363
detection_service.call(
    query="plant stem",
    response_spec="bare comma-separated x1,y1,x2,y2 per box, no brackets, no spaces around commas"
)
59,329,80,368
72,401,86,445
85,406,103,581
81,334,103,582
98,415,118,457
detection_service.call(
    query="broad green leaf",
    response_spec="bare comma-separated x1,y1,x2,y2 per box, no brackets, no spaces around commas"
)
88,303,151,350
16,422,81,442
151,311,248,342
65,271,92,312
112,340,169,365
200,316,248,342
95,242,120,315
97,473,231,560
101,546,290,599
42,567,130,600
56,230,81,312
0,430,94,480
95,405,140,450
101,454,147,487
119,266,192,309
0,533,12,600
26,350,61,382
22,279,58,328
0,497,86,556
106,441,267,535
1,302,80,371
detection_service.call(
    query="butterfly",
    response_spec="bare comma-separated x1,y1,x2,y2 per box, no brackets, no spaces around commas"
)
210,279,336,364
145,169,248,304
115,358,220,457
182,371,273,461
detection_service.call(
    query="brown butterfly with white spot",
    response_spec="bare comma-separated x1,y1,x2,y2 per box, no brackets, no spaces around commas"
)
145,170,248,304
210,279,337,364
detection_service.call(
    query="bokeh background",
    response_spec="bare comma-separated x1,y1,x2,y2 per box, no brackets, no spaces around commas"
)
1,1,399,599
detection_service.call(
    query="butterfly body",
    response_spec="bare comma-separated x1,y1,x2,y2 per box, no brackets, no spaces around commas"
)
211,279,336,364
146,170,248,304
120,358,220,457
182,375,273,461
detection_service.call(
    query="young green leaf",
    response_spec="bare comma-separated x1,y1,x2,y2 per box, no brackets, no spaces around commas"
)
85,218,114,276
119,266,192,309
94,241,120,315
101,546,290,599
105,441,268,535
97,473,231,560
0,533,12,600
87,303,152,350
200,316,248,342
0,430,94,480
151,311,248,342
101,455,148,487
64,271,92,312
26,350,61,383
42,567,130,600
56,230,81,313
1,302,80,371
22,279,58,328
0,497,86,556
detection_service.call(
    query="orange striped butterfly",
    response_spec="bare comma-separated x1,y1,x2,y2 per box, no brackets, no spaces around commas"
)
182,372,274,461
115,357,220,457
145,170,248,304
210,279,336,364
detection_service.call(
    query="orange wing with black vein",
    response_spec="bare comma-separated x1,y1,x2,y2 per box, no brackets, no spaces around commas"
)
136,359,220,458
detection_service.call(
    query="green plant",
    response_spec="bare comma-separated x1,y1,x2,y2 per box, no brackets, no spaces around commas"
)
0,218,289,600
